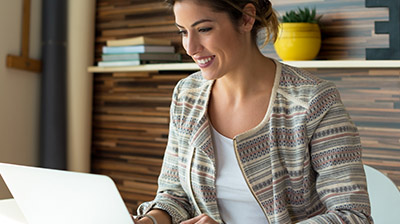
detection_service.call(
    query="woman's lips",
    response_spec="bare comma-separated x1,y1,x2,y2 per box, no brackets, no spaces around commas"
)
195,56,215,68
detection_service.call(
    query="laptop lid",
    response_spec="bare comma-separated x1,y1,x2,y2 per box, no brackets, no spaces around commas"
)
0,163,134,224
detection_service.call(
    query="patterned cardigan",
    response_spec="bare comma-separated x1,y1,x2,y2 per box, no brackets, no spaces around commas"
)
137,62,373,224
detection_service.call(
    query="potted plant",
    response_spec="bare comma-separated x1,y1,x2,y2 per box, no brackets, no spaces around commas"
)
274,7,322,61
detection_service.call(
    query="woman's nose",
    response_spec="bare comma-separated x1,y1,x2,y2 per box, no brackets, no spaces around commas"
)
184,34,202,56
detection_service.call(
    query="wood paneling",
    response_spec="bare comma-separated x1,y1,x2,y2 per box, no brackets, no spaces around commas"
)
95,0,390,62
92,0,399,213
310,68,400,187
95,0,191,62
91,71,191,212
265,0,390,60
91,67,400,212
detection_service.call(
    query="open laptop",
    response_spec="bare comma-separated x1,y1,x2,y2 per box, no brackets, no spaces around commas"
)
0,162,135,224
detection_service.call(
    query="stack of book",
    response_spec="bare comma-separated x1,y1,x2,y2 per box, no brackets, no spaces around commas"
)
98,36,181,67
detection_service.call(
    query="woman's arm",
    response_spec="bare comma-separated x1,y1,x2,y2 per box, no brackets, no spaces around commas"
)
300,83,373,223
134,209,172,224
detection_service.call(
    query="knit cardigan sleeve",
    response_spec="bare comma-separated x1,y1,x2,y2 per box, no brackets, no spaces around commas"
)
298,81,373,224
136,81,195,224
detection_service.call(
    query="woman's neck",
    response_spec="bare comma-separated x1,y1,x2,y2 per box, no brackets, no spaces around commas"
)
213,46,276,102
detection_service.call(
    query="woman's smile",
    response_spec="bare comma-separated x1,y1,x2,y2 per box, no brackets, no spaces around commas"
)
195,55,216,68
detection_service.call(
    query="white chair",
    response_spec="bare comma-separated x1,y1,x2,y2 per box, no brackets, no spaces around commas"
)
364,165,400,224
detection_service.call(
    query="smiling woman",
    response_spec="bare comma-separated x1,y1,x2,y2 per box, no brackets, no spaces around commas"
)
132,1,373,224
174,2,251,80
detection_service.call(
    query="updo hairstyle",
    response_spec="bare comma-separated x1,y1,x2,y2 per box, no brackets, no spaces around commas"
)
165,0,279,45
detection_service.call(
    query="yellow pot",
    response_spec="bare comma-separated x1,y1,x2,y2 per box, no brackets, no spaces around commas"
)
274,23,321,61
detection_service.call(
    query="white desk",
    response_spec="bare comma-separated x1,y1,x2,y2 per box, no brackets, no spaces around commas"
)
0,199,28,224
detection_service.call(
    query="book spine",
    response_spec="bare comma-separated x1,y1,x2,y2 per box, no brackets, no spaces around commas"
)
102,53,182,62
102,54,140,61
102,46,145,54
102,45,175,54
98,60,140,67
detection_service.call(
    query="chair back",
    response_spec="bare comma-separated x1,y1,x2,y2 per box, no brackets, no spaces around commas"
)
364,165,400,224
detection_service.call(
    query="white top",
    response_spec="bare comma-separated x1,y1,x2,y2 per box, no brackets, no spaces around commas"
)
211,125,268,224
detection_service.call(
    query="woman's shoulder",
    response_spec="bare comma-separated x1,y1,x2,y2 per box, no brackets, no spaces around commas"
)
279,63,330,87
177,71,208,89
278,63,337,93
274,62,340,109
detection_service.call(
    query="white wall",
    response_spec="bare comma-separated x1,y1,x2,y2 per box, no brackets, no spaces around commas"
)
0,0,42,199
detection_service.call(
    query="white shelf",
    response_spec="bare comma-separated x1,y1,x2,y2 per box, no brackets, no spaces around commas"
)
283,60,400,68
88,63,199,73
88,60,400,73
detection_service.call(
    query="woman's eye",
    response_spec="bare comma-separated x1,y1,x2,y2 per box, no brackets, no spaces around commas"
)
178,30,187,36
199,27,212,33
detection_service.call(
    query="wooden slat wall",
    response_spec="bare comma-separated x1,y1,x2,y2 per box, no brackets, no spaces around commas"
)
92,0,399,213
95,0,192,62
310,68,400,187
92,71,190,212
95,0,390,62
265,0,389,60
91,68,400,212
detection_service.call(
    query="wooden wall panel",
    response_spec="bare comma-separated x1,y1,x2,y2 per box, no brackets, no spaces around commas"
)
91,71,191,212
95,0,390,63
310,68,400,187
92,0,399,213
264,0,389,60
95,0,190,62
91,68,400,213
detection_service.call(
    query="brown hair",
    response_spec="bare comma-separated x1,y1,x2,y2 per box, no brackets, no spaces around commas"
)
165,0,279,45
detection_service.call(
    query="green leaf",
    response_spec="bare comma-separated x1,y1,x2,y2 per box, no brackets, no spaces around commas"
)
280,6,322,23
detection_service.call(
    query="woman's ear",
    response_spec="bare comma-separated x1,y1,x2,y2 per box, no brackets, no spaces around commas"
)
240,3,256,32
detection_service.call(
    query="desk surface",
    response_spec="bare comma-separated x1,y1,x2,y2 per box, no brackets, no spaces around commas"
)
0,199,28,224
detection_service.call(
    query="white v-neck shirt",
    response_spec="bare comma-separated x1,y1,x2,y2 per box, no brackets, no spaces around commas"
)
210,125,268,224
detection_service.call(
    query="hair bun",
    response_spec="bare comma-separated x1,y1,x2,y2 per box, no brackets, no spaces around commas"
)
259,0,272,19
261,0,270,7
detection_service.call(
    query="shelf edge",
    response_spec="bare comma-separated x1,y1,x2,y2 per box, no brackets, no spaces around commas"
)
88,60,400,73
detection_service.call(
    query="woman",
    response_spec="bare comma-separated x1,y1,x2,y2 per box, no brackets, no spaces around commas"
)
134,0,373,223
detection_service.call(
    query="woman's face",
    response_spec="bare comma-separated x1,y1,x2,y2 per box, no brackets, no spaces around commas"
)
174,1,246,80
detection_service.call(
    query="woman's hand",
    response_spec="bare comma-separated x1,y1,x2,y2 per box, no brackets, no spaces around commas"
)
133,216,157,224
132,216,153,224
132,209,172,224
180,214,219,224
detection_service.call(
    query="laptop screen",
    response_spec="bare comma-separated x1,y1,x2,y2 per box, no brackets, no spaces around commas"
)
0,163,134,224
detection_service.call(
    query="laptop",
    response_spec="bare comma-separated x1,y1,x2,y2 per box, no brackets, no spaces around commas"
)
0,162,135,224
